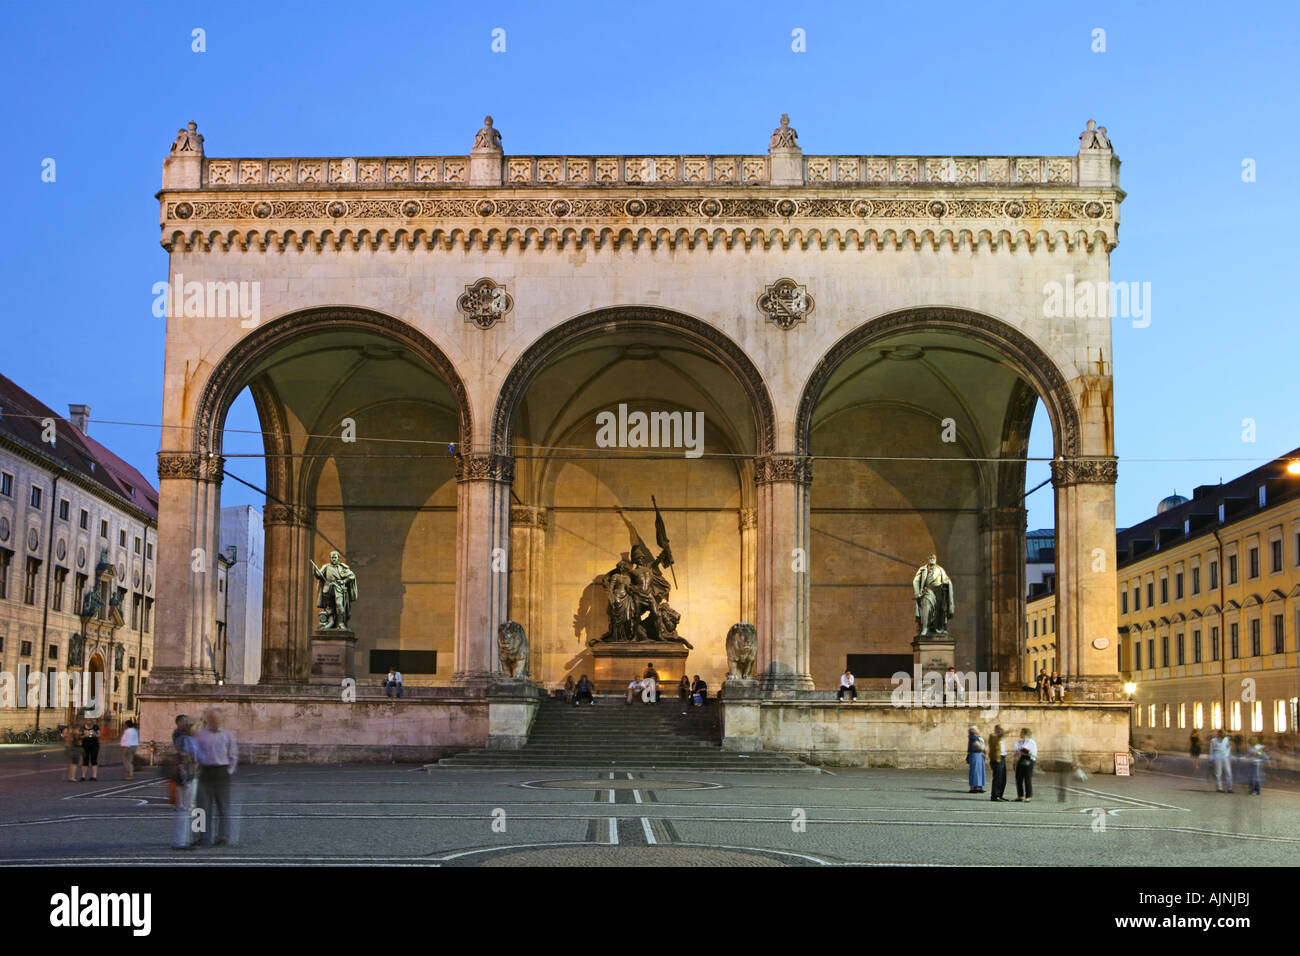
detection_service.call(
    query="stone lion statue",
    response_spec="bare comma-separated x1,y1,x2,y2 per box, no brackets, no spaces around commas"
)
497,620,530,678
726,622,758,680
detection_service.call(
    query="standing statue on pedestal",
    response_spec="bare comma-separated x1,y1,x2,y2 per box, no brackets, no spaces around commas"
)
913,553,954,636
312,551,358,630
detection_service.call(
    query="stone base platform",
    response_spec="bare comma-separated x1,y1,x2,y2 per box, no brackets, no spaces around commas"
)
721,695,1132,773
589,640,690,693
138,681,542,764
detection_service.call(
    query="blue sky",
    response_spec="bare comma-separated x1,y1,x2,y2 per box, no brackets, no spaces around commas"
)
2,1,1297,533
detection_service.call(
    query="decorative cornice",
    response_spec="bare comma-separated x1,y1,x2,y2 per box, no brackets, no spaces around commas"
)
456,453,515,484
754,455,813,486
510,506,549,530
738,508,757,532
157,452,223,484
263,503,316,528
1051,456,1119,487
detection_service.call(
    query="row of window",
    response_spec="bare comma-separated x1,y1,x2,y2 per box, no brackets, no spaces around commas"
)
1030,613,1056,638
1121,534,1300,615
0,636,148,672
1127,615,1291,671
1136,698,1297,735
0,550,153,629
0,472,154,558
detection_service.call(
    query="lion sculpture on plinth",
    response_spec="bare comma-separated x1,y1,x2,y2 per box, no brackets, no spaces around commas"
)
726,622,758,680
497,621,530,678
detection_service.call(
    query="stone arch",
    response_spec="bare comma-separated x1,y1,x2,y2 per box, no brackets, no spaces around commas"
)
192,306,473,459
492,306,776,457
795,307,1082,459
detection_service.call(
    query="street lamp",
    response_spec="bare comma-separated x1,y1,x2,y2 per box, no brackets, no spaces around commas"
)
1287,460,1300,475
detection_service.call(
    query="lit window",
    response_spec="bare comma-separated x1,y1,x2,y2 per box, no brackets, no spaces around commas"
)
1178,703,1186,728
1193,702,1204,729
1275,700,1288,733
1148,704,1156,726
1212,701,1223,729
1250,701,1263,733
1230,701,1242,732
1163,704,1171,728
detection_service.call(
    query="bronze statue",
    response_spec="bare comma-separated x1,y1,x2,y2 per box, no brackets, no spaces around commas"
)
913,553,954,636
312,551,358,630
591,504,692,649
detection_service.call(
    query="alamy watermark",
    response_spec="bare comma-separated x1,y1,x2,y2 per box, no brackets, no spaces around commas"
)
152,273,261,328
890,667,1000,718
595,404,705,459
0,669,105,715
1041,274,1151,328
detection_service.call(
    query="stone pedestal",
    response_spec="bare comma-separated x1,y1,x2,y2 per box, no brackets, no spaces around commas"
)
308,629,357,685
720,678,761,751
486,679,544,750
590,641,690,693
913,633,955,673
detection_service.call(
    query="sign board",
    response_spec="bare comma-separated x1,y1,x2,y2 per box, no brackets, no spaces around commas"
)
1114,752,1131,776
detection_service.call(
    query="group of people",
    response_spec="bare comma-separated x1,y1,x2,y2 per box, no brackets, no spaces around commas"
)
169,707,240,849
1033,669,1065,702
1194,728,1270,795
565,666,709,710
965,725,1039,801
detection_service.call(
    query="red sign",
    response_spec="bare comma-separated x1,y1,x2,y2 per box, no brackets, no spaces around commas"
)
1114,752,1131,776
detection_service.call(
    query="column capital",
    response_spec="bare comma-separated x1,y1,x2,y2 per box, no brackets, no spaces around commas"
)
456,453,515,484
263,503,316,528
157,452,223,483
754,455,813,486
510,505,549,530
738,507,757,532
1051,456,1118,487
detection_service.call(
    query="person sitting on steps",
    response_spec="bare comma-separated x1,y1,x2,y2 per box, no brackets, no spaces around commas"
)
574,674,595,706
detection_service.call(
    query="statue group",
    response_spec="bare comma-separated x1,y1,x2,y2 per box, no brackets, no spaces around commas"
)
592,501,692,649
312,551,358,630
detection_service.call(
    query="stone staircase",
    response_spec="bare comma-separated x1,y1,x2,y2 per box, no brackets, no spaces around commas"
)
431,696,815,772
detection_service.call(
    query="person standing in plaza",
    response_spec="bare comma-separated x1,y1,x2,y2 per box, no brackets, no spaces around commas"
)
1245,737,1268,795
194,707,240,846
1188,730,1202,771
966,725,986,793
1013,727,1037,801
1210,729,1233,792
61,718,84,783
170,715,200,850
80,721,100,781
119,719,139,780
987,724,1008,801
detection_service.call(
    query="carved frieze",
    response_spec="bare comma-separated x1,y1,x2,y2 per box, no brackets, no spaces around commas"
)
754,456,813,486
510,506,549,530
157,452,224,483
263,504,317,528
1051,457,1119,487
456,454,515,484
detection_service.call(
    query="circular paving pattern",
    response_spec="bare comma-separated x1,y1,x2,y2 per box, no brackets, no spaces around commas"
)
523,778,719,791
470,846,792,867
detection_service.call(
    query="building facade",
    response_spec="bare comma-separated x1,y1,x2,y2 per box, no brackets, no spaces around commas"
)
0,377,159,735
141,114,1128,762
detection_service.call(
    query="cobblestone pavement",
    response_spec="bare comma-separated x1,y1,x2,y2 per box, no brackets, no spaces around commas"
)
1,746,1296,866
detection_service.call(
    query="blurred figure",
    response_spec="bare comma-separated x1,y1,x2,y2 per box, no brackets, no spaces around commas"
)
170,715,200,850
194,707,240,846
966,725,986,793
120,719,139,780
987,725,1008,801
1246,738,1268,795
1210,729,1233,793
61,718,84,783
563,675,575,704
1188,730,1203,771
80,722,100,781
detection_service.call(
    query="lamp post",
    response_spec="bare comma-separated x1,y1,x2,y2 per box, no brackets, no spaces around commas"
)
1124,681,1137,747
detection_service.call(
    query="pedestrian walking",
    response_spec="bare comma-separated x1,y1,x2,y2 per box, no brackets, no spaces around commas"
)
61,718,84,783
1246,738,1268,795
1188,730,1202,771
966,725,986,793
170,715,200,850
80,722,100,781
120,719,140,780
1013,727,1037,801
1209,729,1233,792
987,724,1008,801
193,707,240,846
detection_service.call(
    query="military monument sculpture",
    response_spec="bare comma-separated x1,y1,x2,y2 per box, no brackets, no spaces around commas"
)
588,499,692,690
309,551,359,684
312,550,357,630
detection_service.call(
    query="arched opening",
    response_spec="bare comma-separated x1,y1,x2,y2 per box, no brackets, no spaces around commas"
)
198,309,471,685
798,309,1077,688
496,308,774,689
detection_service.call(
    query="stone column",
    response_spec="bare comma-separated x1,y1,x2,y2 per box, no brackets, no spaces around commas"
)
1053,457,1122,700
150,453,223,685
754,456,814,692
984,505,1026,685
509,506,548,662
453,454,513,687
739,508,757,625
260,504,316,684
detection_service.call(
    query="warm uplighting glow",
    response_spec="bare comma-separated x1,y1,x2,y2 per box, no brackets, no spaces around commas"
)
1288,460,1300,475
1123,682,1137,696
